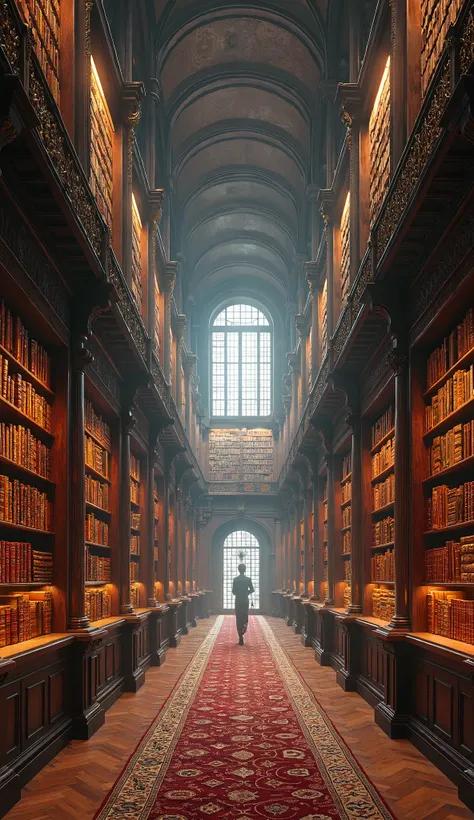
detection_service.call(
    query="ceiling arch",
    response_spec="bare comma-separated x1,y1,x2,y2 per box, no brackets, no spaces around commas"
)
155,0,328,350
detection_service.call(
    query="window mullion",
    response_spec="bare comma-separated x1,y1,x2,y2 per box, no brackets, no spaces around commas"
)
257,330,261,416
239,330,242,417
224,329,228,417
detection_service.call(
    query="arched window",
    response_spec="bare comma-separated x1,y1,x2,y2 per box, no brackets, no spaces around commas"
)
212,303,272,417
222,530,260,610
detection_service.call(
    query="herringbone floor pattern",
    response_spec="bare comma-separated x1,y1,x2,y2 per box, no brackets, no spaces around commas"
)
4,616,473,819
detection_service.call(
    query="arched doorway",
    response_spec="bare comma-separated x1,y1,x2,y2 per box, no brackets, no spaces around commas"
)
211,519,272,614
222,530,260,612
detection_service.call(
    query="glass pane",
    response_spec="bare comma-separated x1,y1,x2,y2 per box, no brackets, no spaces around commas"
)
212,332,226,416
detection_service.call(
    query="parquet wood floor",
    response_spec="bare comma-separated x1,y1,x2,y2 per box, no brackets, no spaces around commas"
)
5,616,474,819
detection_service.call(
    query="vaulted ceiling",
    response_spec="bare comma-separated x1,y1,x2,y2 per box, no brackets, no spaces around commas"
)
154,0,331,320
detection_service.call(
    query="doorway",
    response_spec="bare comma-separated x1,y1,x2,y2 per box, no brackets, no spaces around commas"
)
222,530,260,611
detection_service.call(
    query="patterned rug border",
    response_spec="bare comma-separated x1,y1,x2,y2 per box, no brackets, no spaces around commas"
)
259,616,395,819
94,616,224,820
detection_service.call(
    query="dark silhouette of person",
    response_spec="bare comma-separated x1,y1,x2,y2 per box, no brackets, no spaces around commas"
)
232,563,254,645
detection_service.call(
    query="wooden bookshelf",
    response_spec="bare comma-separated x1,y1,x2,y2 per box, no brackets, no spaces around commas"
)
363,403,396,620
419,305,474,645
0,299,55,650
320,475,328,601
90,56,114,230
17,0,61,102
369,56,390,226
84,400,113,618
340,451,351,610
130,452,142,608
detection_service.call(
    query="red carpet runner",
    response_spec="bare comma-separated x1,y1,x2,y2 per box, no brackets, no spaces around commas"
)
96,616,393,819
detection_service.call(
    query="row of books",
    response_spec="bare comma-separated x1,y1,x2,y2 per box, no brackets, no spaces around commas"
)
1,360,52,431
372,587,395,622
0,591,52,646
85,400,111,451
371,548,395,582
343,530,351,554
130,584,141,609
85,548,111,583
0,541,53,584
131,197,143,311
130,535,140,555
342,506,351,529
0,422,52,478
85,475,109,512
372,439,394,478
85,435,109,478
130,480,140,505
131,512,141,530
85,588,111,622
0,476,52,531
429,422,474,475
427,590,474,643
343,583,351,609
372,405,394,449
0,301,51,386
426,307,474,387
344,559,351,581
373,473,395,511
341,480,351,505
424,536,474,583
427,481,474,529
130,454,140,482
85,513,109,546
154,545,159,561
372,516,394,547
323,545,328,562
425,365,474,432
130,561,139,582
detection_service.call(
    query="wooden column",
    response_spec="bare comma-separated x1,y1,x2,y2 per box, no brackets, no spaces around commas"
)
68,336,92,630
302,484,312,597
275,516,282,589
390,0,408,170
147,450,158,608
74,0,92,169
311,473,320,600
388,346,411,631
348,0,361,82
121,83,144,290
319,191,335,339
175,486,183,596
164,262,177,384
347,406,363,614
305,262,320,383
324,444,336,606
147,189,165,342
175,315,187,420
120,408,135,614
163,469,171,600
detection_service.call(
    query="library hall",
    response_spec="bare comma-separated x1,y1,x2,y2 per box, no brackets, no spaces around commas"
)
1,0,474,818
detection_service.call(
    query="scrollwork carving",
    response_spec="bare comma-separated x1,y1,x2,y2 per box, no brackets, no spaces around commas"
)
29,61,103,256
0,1,20,70
108,253,147,361
375,57,451,264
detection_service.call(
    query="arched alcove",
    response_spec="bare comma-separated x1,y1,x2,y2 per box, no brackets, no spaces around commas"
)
211,518,273,615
